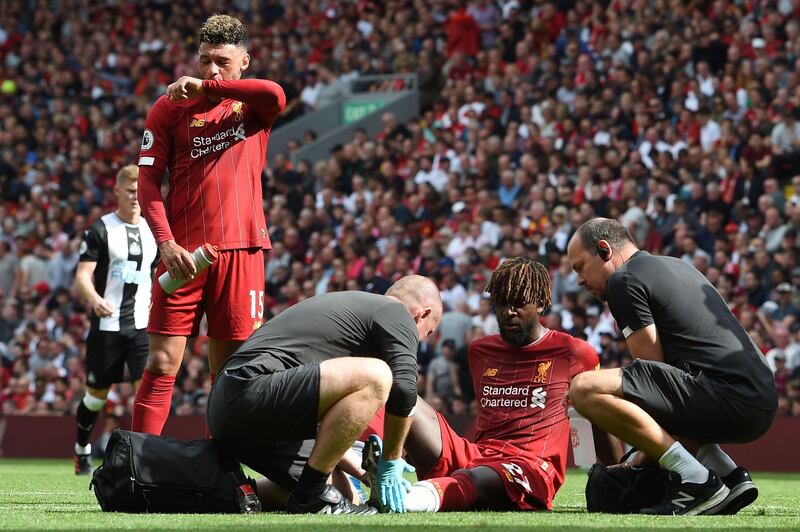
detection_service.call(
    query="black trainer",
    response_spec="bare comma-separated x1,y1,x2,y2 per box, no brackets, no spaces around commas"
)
286,485,378,515
640,470,730,515
714,467,758,515
74,453,92,475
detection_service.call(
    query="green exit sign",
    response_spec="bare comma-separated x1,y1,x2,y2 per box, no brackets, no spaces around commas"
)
343,101,386,124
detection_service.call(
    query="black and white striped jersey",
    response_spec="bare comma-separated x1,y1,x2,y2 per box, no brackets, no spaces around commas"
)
79,212,159,332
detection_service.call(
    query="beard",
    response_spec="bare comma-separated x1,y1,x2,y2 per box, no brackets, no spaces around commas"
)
499,320,536,347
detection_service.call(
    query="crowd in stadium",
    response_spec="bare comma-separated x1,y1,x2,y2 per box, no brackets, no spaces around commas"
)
2,0,800,423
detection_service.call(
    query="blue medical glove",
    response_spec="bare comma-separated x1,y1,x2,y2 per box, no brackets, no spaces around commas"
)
376,456,415,513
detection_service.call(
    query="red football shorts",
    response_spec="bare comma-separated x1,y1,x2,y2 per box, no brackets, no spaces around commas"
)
358,406,385,442
148,248,266,340
422,411,557,510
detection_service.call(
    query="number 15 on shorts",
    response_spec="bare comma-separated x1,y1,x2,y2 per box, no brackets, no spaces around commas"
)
249,290,265,319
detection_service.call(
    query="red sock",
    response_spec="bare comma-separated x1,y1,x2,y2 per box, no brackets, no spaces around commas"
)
429,472,477,511
131,369,176,435
204,372,217,439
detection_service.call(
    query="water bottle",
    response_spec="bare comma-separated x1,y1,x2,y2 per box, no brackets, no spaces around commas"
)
158,243,218,294
568,407,597,469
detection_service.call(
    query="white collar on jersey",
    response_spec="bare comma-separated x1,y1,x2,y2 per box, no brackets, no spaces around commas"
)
520,327,551,348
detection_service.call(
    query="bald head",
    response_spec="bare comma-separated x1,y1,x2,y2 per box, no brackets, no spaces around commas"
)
571,217,635,257
386,274,442,316
567,217,639,301
386,275,443,340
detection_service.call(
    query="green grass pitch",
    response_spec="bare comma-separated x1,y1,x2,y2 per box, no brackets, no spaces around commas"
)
1,459,799,530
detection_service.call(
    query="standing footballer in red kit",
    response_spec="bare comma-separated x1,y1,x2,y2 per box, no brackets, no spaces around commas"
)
363,257,599,512
132,14,286,434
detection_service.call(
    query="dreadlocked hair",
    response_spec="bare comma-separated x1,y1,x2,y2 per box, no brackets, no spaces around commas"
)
486,257,552,310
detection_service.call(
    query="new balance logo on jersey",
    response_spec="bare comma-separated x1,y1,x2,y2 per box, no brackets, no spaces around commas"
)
190,118,206,127
483,368,498,377
671,491,695,509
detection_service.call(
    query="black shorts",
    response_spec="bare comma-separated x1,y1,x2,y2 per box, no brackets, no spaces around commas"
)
621,359,775,444
207,364,320,487
85,328,148,389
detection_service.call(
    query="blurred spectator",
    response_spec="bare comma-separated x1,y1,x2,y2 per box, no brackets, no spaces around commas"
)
472,295,499,335
0,242,18,298
771,109,800,176
584,306,614,354
425,339,463,405
416,334,439,374
774,352,792,415
438,300,473,351
4,0,800,419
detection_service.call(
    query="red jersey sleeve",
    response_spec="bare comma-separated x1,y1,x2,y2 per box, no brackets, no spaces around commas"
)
202,79,286,130
138,96,174,245
569,336,600,378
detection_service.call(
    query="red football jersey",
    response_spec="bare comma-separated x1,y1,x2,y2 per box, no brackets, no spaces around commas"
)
468,330,599,490
138,79,285,251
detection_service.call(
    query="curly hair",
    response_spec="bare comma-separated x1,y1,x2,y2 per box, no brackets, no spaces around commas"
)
486,257,552,310
199,14,248,48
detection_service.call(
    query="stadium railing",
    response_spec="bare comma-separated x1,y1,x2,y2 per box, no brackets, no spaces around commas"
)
269,73,420,165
